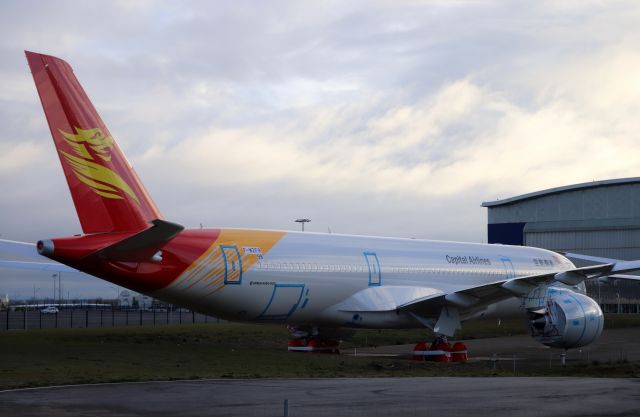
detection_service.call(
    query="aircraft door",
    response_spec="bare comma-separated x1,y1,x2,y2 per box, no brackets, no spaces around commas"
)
501,257,515,279
221,245,242,284
364,252,381,286
258,284,305,320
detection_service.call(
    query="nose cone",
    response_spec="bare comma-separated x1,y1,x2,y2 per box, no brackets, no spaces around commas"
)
37,240,54,257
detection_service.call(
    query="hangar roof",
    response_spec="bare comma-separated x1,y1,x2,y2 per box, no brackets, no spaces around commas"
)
481,177,640,208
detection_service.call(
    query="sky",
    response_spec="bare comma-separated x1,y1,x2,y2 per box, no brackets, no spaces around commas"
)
1,1,640,299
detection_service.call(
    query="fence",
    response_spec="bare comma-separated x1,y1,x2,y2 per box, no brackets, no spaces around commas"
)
0,309,222,331
600,303,640,314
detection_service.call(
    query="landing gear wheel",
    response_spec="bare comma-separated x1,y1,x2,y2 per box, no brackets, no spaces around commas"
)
287,338,340,353
413,336,468,362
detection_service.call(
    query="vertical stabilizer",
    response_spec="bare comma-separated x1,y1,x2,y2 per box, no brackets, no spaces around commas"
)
25,51,162,234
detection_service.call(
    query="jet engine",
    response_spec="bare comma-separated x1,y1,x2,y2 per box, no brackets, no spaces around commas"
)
528,287,603,349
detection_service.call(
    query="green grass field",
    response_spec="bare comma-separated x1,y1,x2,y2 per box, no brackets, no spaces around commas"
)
2,315,639,389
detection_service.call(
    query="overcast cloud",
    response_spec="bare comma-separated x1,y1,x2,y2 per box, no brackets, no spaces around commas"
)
1,1,640,298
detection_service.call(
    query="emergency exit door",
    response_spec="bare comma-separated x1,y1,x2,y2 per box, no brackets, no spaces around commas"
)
221,245,242,284
364,252,381,286
501,257,515,279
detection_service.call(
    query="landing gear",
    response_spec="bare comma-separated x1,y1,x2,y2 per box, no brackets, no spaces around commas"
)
286,325,341,354
288,338,340,353
410,307,467,363
413,335,468,362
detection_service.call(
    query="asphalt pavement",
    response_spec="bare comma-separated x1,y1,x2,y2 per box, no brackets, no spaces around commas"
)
1,377,639,417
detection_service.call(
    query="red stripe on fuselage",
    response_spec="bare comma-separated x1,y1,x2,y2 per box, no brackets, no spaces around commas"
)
62,229,221,293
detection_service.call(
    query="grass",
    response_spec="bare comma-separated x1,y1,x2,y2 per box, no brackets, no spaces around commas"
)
336,314,640,348
1,315,639,390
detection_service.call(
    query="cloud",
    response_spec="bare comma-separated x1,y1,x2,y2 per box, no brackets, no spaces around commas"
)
2,1,640,297
139,41,640,201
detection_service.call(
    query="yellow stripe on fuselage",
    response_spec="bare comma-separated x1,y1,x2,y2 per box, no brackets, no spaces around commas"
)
171,229,286,296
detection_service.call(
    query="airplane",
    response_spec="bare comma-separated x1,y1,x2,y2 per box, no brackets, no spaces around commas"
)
2,51,640,359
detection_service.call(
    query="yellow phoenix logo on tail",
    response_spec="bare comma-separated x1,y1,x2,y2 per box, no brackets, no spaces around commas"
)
59,127,140,205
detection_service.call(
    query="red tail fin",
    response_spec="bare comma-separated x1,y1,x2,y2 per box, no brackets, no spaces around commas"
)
25,51,162,234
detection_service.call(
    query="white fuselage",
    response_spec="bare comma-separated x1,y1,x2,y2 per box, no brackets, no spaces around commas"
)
154,231,578,329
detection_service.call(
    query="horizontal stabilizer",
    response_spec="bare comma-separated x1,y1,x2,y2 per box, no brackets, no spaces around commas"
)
91,219,184,262
0,260,78,273
0,239,41,259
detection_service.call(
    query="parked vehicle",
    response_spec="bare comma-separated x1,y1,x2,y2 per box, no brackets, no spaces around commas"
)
41,306,59,314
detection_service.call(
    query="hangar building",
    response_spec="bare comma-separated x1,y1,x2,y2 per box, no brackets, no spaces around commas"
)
482,177,640,312
482,177,640,259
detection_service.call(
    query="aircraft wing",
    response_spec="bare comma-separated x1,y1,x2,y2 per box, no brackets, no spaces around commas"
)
563,252,640,273
335,257,640,336
336,261,628,314
560,252,620,264
402,262,629,314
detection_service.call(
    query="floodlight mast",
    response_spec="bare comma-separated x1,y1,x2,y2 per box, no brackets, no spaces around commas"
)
295,218,311,232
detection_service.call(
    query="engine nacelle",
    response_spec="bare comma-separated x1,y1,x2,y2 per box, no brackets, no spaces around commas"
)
528,287,603,349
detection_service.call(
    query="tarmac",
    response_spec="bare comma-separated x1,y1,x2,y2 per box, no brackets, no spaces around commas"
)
1,377,639,417
2,328,640,416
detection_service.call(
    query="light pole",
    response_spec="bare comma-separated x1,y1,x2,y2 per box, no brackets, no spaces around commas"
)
295,218,311,232
52,274,58,304
32,285,40,304
111,286,119,300
52,272,63,305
